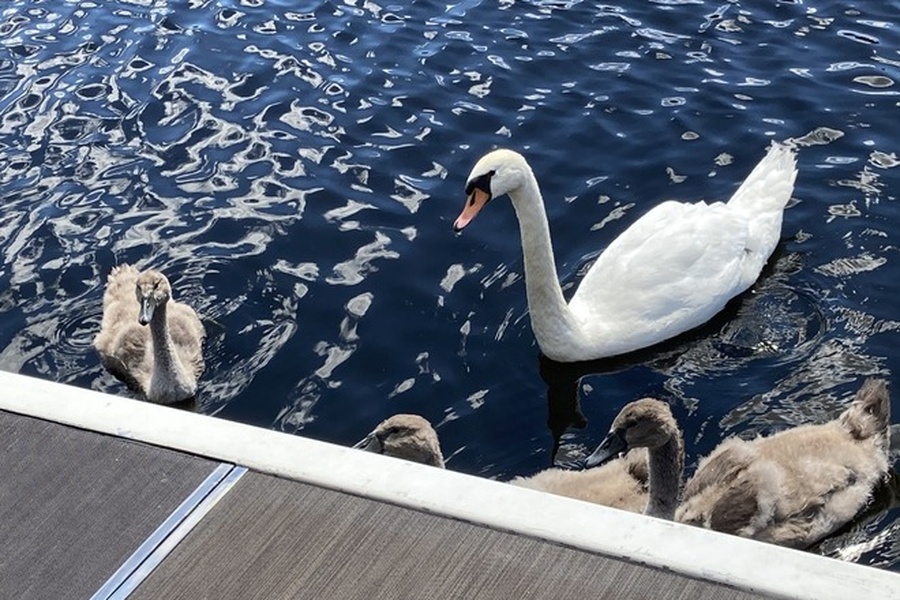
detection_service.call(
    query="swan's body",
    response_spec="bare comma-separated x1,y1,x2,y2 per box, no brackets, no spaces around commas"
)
455,144,797,362
354,414,445,468
510,448,657,514
94,265,205,404
586,380,891,548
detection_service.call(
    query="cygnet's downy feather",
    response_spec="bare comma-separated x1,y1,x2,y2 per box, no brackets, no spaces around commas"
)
584,380,891,549
94,265,205,404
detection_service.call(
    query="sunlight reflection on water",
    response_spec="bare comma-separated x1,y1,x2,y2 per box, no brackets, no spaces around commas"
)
0,0,899,572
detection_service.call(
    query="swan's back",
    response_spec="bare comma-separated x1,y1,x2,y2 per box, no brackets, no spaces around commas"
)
570,200,748,355
676,379,890,548
563,143,798,360
510,449,649,512
95,264,140,345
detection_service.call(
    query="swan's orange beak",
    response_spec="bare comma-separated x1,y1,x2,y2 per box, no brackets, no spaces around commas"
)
453,188,490,232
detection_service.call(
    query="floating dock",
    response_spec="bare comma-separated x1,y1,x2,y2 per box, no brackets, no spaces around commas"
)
1,370,898,599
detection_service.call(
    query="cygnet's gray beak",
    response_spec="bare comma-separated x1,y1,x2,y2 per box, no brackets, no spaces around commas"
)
138,298,155,326
352,432,382,454
583,429,628,469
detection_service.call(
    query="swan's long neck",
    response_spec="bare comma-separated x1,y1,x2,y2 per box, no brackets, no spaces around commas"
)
508,176,584,357
645,436,683,520
148,302,192,401
150,303,178,371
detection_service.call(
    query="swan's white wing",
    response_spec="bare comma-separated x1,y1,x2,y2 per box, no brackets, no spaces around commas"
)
569,200,749,354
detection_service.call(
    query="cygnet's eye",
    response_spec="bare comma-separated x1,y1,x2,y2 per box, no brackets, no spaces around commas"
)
378,426,401,441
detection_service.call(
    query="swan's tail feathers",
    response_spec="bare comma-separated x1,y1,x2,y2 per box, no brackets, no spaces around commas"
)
726,141,798,214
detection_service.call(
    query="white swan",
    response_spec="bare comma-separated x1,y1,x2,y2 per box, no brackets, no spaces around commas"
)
354,414,445,468
454,143,798,362
94,265,205,404
585,380,891,548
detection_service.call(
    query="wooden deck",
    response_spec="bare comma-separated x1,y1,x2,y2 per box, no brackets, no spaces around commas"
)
1,371,898,600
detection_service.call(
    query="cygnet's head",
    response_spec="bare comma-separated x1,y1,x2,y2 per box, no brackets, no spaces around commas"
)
135,270,172,326
454,149,531,232
584,398,681,469
353,414,445,468
840,378,890,442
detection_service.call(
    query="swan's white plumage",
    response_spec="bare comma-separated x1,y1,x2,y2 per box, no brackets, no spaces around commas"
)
457,143,797,362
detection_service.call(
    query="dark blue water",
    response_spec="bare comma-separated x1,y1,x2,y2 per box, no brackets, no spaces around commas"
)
1,0,899,571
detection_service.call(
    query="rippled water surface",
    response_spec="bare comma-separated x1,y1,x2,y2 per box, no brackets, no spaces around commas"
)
1,0,899,572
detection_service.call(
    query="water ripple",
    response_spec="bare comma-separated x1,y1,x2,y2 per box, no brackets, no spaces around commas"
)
1,0,899,572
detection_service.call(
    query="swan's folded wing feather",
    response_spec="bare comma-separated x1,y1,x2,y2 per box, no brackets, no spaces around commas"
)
705,477,763,535
752,425,889,519
677,439,774,535
683,437,756,498
570,200,749,345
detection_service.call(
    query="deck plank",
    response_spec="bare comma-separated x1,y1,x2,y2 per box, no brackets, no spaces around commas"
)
0,411,217,600
133,471,769,600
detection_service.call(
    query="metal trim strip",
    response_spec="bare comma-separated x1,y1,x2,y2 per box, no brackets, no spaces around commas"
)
91,463,247,600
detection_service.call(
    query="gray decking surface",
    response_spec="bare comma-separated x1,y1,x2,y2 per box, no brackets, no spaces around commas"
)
1,410,772,599
0,411,215,599
133,471,770,600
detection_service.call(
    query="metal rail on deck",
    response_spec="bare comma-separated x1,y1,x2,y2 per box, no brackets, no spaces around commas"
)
91,463,247,600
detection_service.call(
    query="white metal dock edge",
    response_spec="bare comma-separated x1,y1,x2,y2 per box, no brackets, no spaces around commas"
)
2,370,898,600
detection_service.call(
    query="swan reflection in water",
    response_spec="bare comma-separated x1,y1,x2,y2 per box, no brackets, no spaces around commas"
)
538,323,736,465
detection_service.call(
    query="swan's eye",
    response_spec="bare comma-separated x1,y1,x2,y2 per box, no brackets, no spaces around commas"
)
465,170,495,198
